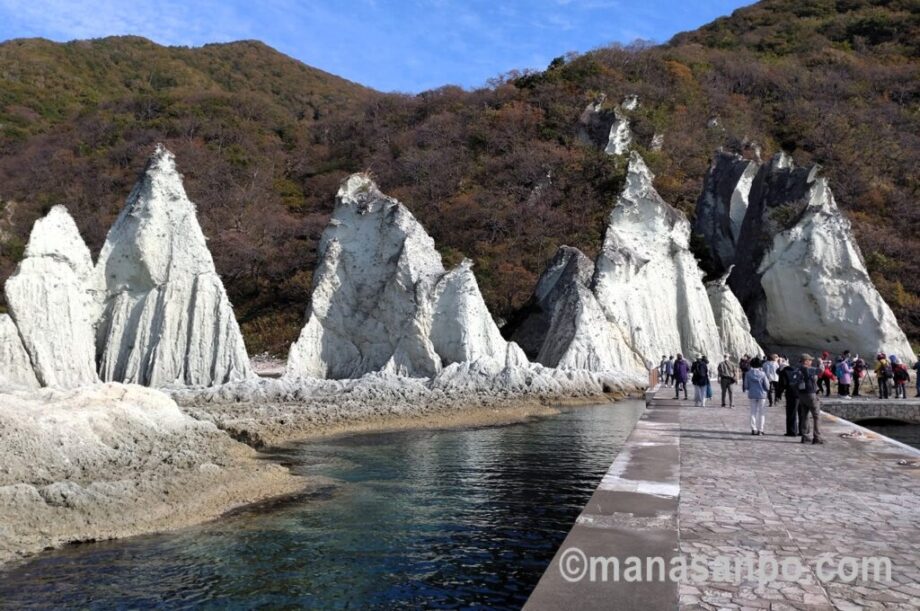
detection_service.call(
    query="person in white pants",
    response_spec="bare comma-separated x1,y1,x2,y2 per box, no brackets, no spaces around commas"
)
745,357,771,435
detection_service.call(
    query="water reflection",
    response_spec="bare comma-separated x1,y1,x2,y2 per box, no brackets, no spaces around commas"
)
0,401,644,609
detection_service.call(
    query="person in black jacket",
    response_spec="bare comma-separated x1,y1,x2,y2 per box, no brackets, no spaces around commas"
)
776,360,800,437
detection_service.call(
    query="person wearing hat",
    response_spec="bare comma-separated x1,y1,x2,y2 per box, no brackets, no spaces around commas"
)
874,352,892,399
717,353,737,408
798,354,824,444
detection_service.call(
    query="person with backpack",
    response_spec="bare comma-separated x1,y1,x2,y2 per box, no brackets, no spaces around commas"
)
836,355,853,397
776,358,801,436
875,353,892,399
745,357,770,435
692,355,710,407
739,355,751,391
891,355,910,399
673,354,689,400
717,353,737,409
852,354,866,397
797,354,824,445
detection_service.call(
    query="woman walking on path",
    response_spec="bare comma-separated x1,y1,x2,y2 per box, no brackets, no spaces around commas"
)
817,351,834,397
836,356,853,397
745,357,770,435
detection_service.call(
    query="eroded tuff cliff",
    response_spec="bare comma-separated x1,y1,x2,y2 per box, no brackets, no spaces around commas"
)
0,314,39,389
93,146,253,387
706,267,763,360
287,174,525,379
696,151,913,358
4,206,99,388
510,152,756,376
593,152,725,364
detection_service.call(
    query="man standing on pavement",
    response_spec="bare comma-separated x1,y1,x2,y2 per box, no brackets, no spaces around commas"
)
776,358,801,436
717,353,737,408
798,354,824,445
762,354,779,406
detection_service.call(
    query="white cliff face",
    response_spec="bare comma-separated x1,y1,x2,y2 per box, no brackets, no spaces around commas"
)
706,268,763,360
287,174,526,380
4,206,99,388
537,282,645,373
593,153,723,364
429,260,528,368
620,95,639,111
604,109,632,156
94,145,253,387
757,177,914,358
0,314,39,389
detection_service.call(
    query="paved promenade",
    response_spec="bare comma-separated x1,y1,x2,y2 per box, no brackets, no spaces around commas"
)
526,386,920,610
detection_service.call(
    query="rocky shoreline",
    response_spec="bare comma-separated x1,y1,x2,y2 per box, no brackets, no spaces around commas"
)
0,376,641,569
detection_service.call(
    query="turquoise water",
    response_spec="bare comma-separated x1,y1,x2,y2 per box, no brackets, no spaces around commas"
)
0,401,644,609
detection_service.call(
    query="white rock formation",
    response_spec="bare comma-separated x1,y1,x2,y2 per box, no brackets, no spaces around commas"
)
706,267,762,360
693,151,758,271
700,152,918,358
604,109,632,156
0,382,300,565
287,174,526,380
4,206,99,388
593,152,724,364
650,133,665,152
93,145,253,387
0,314,39,389
755,173,913,358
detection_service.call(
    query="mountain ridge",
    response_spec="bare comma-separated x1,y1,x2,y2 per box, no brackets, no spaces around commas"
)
1,0,917,354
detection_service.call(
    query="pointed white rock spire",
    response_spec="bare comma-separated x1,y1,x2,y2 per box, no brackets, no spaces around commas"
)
94,144,253,387
4,205,99,388
593,152,724,364
287,174,527,379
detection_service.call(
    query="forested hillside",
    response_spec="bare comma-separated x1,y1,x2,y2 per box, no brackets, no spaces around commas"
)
0,0,917,354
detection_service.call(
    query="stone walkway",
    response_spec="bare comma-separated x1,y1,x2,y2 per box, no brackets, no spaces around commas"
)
526,387,920,610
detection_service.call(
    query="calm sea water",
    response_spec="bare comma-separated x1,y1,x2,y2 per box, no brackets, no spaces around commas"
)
0,401,644,609
859,419,920,450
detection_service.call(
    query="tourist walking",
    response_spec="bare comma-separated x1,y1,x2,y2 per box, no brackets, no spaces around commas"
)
659,355,668,386
852,354,866,397
717,353,737,408
665,355,675,387
692,356,710,407
875,353,892,399
762,354,779,406
745,357,770,435
776,359,801,436
892,356,909,399
836,355,853,397
798,354,824,445
673,354,689,400
739,355,751,391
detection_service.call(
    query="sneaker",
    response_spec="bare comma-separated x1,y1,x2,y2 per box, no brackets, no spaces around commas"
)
751,430,757,436
812,439,824,445
758,431,765,436
801,437,808,444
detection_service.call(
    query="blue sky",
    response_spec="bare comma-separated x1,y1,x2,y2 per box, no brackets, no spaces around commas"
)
0,0,752,92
